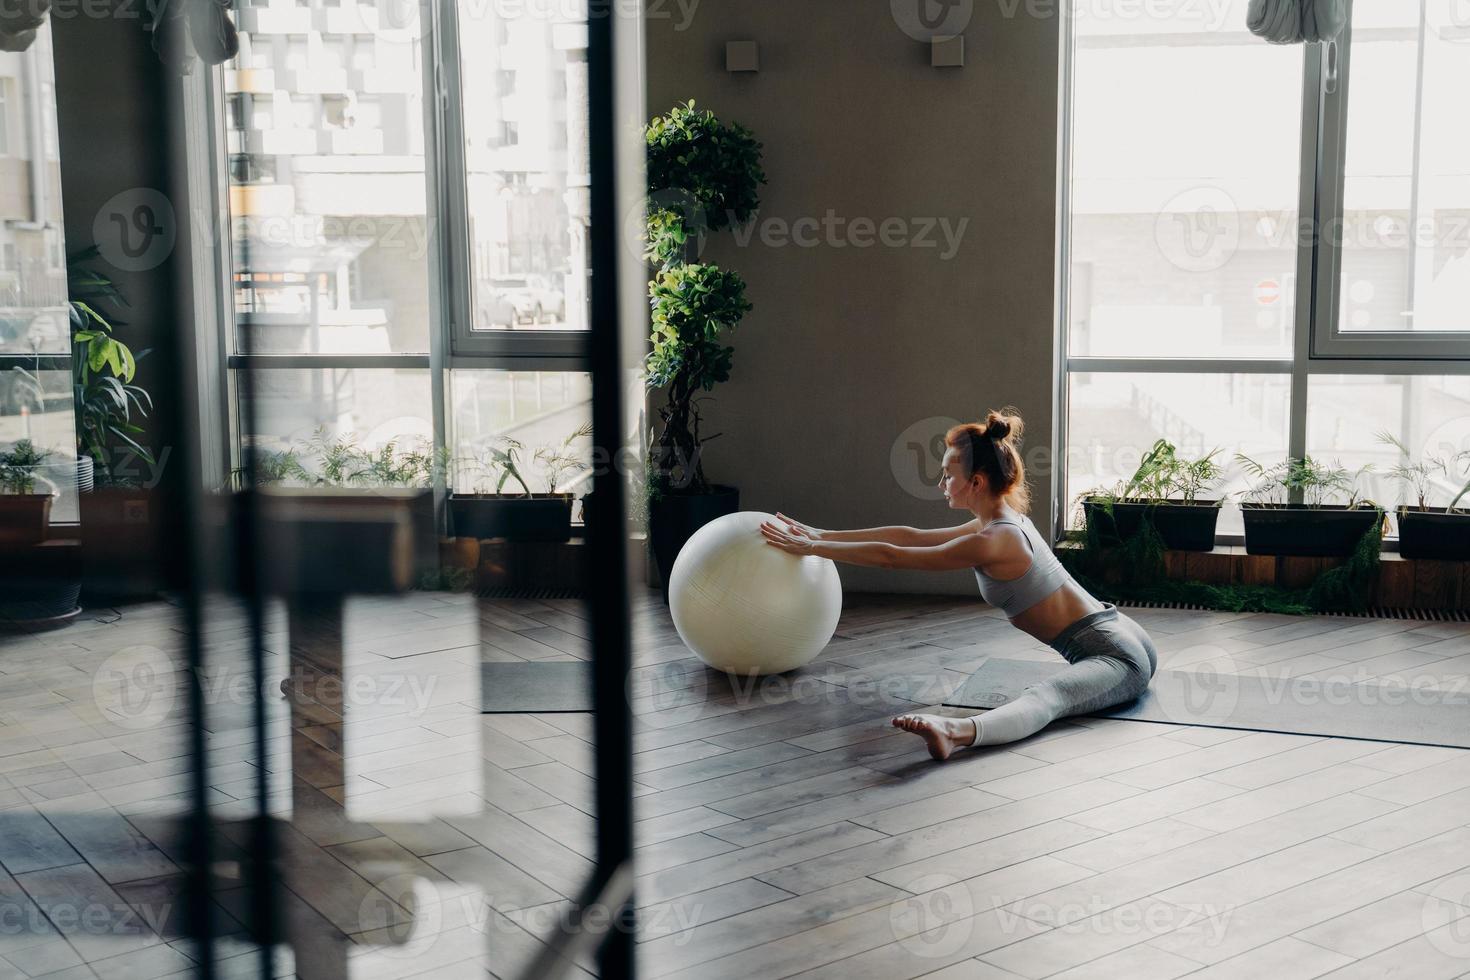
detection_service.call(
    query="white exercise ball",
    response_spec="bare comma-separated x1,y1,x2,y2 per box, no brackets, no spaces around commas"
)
669,511,843,675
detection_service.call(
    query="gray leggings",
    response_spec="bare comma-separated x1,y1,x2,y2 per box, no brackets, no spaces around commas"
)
969,603,1158,746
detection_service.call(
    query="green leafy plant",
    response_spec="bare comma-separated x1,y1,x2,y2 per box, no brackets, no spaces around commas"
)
1235,453,1376,508
235,446,310,487
644,100,766,269
1376,430,1470,511
458,437,535,496
1081,439,1223,512
0,440,55,495
68,247,155,485
645,263,752,494
235,429,445,489
534,421,594,494
354,439,449,488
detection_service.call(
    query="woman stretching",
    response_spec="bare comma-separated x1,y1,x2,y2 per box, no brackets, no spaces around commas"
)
760,409,1158,761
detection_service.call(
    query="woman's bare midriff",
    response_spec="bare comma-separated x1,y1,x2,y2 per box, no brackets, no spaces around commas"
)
1007,582,1107,646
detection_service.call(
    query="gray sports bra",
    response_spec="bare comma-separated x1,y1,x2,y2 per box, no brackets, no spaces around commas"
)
973,514,1075,618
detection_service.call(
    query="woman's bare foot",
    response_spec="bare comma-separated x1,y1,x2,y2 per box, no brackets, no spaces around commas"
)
891,713,978,761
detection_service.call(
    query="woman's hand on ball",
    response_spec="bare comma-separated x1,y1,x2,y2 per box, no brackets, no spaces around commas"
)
760,521,816,555
775,512,823,540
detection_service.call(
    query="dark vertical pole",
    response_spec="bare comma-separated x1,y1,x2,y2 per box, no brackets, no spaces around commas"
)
229,100,280,980
158,16,214,977
212,5,278,967
585,0,636,977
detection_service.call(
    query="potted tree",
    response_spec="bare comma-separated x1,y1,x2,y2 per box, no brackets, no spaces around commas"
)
1377,431,1470,561
70,247,164,601
0,440,57,546
1236,454,1384,557
645,263,751,594
449,423,592,543
1081,439,1224,551
642,101,764,598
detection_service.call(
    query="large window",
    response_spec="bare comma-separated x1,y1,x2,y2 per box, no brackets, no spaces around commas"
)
0,26,75,519
1063,0,1470,541
224,0,591,484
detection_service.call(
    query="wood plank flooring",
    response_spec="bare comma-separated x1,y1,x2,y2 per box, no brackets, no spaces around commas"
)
0,591,1468,978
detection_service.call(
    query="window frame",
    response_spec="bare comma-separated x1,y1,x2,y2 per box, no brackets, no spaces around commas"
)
1057,0,1470,548
1311,7,1470,359
213,0,592,510
435,0,590,367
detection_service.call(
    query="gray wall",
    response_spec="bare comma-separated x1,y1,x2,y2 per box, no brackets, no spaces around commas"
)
645,1,1062,593
52,9,176,483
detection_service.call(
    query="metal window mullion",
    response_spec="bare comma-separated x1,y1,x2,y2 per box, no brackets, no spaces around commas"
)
226,354,432,369
1404,0,1428,327
1292,39,1328,495
1312,3,1351,359
435,0,474,358
422,0,460,523
1052,0,1076,544
1066,358,1294,374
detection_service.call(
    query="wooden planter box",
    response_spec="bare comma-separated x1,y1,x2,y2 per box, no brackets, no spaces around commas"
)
1241,504,1384,557
0,494,53,546
449,493,574,543
1081,498,1222,552
1396,507,1470,561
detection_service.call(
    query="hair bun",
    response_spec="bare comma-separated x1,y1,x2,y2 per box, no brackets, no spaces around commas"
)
983,412,1012,440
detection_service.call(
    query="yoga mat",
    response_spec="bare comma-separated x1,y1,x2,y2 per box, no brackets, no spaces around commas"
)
481,662,593,713
944,657,1470,750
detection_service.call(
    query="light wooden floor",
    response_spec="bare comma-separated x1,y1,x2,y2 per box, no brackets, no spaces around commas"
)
2,590,1470,979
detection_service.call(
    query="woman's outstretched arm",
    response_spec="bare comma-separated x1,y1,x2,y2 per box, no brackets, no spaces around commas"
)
773,512,980,546
760,520,993,571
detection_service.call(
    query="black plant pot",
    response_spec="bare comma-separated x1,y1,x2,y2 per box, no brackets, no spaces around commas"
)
649,485,739,603
1082,498,1222,552
1241,504,1384,557
1396,507,1470,561
450,493,574,543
